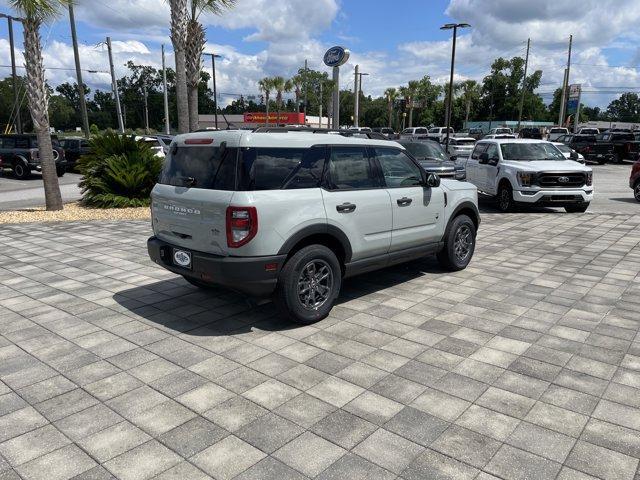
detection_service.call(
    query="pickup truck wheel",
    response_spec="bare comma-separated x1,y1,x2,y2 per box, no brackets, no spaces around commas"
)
56,166,65,177
633,182,640,202
437,214,476,271
13,162,30,180
565,203,590,213
274,245,341,325
497,183,515,212
615,153,623,164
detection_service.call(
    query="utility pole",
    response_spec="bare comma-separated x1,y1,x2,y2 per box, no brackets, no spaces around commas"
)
1,14,22,133
68,4,90,138
517,38,531,133
206,53,221,129
441,23,470,149
558,34,572,126
106,37,125,133
303,59,308,117
319,81,323,128
353,65,359,128
143,84,149,134
161,44,170,134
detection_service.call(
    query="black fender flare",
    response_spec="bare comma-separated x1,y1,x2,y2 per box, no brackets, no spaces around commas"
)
12,155,29,168
443,201,481,243
277,224,353,262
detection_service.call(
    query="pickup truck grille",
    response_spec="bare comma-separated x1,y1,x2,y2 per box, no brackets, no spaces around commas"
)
537,172,586,188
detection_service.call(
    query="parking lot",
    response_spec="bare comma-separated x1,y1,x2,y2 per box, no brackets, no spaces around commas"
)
1,206,639,479
0,172,82,211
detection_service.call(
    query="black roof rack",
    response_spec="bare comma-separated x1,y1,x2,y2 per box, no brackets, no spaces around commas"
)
252,126,388,140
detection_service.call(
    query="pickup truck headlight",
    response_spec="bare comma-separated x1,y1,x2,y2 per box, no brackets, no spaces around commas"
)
517,172,535,187
586,172,593,186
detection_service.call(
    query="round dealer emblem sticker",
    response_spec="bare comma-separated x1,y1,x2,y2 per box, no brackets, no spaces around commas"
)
173,250,191,267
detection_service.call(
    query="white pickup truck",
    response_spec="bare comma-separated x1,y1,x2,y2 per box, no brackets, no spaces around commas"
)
460,139,593,213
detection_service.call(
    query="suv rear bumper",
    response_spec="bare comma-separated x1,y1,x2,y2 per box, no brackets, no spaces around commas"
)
147,236,286,297
513,188,593,206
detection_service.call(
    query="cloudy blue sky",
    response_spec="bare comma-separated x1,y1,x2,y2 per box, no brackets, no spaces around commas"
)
1,0,639,107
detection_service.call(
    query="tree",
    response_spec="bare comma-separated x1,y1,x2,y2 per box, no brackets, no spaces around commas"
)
384,87,397,128
460,80,481,126
606,92,640,122
0,76,31,132
185,0,235,132
272,76,292,123
169,0,189,133
258,77,274,126
10,0,68,210
291,74,303,112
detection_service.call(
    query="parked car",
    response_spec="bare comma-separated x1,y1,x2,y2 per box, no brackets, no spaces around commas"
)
552,142,585,164
488,127,513,136
456,128,484,140
372,127,396,138
630,160,640,202
398,139,466,180
595,132,640,163
427,127,455,143
148,131,480,323
0,134,66,179
348,127,372,133
518,127,543,139
446,137,476,159
400,127,430,140
547,127,569,142
135,136,166,158
557,134,613,164
60,137,91,170
578,127,599,135
460,139,593,213
483,134,516,139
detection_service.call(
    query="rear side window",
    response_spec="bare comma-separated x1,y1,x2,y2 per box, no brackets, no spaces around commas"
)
326,146,379,190
159,145,237,190
238,147,306,190
415,128,428,134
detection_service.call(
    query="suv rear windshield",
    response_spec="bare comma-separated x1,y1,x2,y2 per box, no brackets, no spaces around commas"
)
159,145,326,191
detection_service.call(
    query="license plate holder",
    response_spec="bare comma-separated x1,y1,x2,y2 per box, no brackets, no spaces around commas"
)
172,248,192,270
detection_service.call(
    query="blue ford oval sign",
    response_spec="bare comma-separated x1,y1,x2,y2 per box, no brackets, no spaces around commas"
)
323,46,350,67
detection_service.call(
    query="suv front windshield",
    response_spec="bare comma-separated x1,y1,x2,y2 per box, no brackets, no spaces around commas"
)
500,143,566,161
401,141,448,162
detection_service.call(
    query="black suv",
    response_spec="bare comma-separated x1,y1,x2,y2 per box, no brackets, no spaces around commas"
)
0,134,66,179
60,137,90,170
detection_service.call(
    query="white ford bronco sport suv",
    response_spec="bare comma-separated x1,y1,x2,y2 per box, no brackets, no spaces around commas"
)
461,139,593,213
147,131,480,324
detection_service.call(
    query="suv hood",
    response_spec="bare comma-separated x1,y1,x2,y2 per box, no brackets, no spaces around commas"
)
502,159,591,172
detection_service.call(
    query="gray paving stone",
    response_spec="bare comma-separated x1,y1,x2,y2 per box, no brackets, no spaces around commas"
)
581,418,640,458
0,406,48,443
524,401,589,437
344,391,404,425
410,387,470,421
158,417,227,457
455,404,520,441
274,393,335,428
430,424,501,468
353,428,423,474
401,448,478,480
476,386,536,418
0,424,70,467
317,453,395,480
370,374,426,404
485,444,562,480
103,440,182,480
507,421,576,463
311,409,377,449
237,412,304,454
565,440,639,480
153,462,211,480
273,431,345,477
204,396,267,432
16,444,96,480
234,457,307,480
78,421,151,463
307,376,364,407
385,406,449,447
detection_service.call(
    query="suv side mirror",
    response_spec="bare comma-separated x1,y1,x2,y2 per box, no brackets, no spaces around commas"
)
479,152,489,164
426,173,441,188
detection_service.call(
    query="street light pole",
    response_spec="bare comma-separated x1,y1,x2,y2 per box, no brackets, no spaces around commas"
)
441,22,470,149
106,37,125,133
1,14,22,133
68,4,90,139
161,44,170,134
206,53,222,129
354,71,369,128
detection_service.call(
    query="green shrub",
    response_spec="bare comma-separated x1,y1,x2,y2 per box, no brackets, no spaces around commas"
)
77,132,163,208
89,124,99,135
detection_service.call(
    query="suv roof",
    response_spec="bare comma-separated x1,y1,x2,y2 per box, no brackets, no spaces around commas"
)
174,130,397,149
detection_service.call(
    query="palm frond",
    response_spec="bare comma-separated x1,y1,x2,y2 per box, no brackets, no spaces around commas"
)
10,0,71,22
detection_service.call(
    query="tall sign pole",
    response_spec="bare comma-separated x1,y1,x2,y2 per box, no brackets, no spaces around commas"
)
69,4,90,138
106,37,125,133
324,46,350,130
558,34,573,126
161,44,170,134
353,64,359,128
319,81,323,128
5,16,22,133
517,38,531,133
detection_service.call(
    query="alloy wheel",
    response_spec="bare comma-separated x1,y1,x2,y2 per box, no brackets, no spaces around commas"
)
499,188,511,211
454,225,473,263
297,260,333,310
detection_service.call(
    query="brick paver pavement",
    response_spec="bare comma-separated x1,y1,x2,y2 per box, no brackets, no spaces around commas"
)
0,213,639,480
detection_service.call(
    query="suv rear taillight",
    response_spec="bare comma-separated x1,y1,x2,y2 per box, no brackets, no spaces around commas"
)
226,207,258,248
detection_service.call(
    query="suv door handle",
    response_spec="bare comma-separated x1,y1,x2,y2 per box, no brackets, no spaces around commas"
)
397,197,412,206
336,202,356,213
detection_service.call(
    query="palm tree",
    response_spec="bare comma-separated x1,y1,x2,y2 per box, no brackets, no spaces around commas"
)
291,74,303,112
406,80,420,127
11,0,66,210
272,76,292,125
169,0,189,133
384,87,397,128
460,79,481,127
258,77,273,126
185,0,235,132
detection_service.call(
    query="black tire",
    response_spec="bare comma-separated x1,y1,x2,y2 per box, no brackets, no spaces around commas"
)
597,158,606,165
437,214,476,271
274,244,342,325
13,162,30,180
56,166,65,177
182,276,214,289
634,182,640,203
497,182,515,212
615,153,623,164
565,203,590,213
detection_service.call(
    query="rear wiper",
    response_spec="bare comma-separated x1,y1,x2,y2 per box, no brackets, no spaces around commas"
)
175,176,196,187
